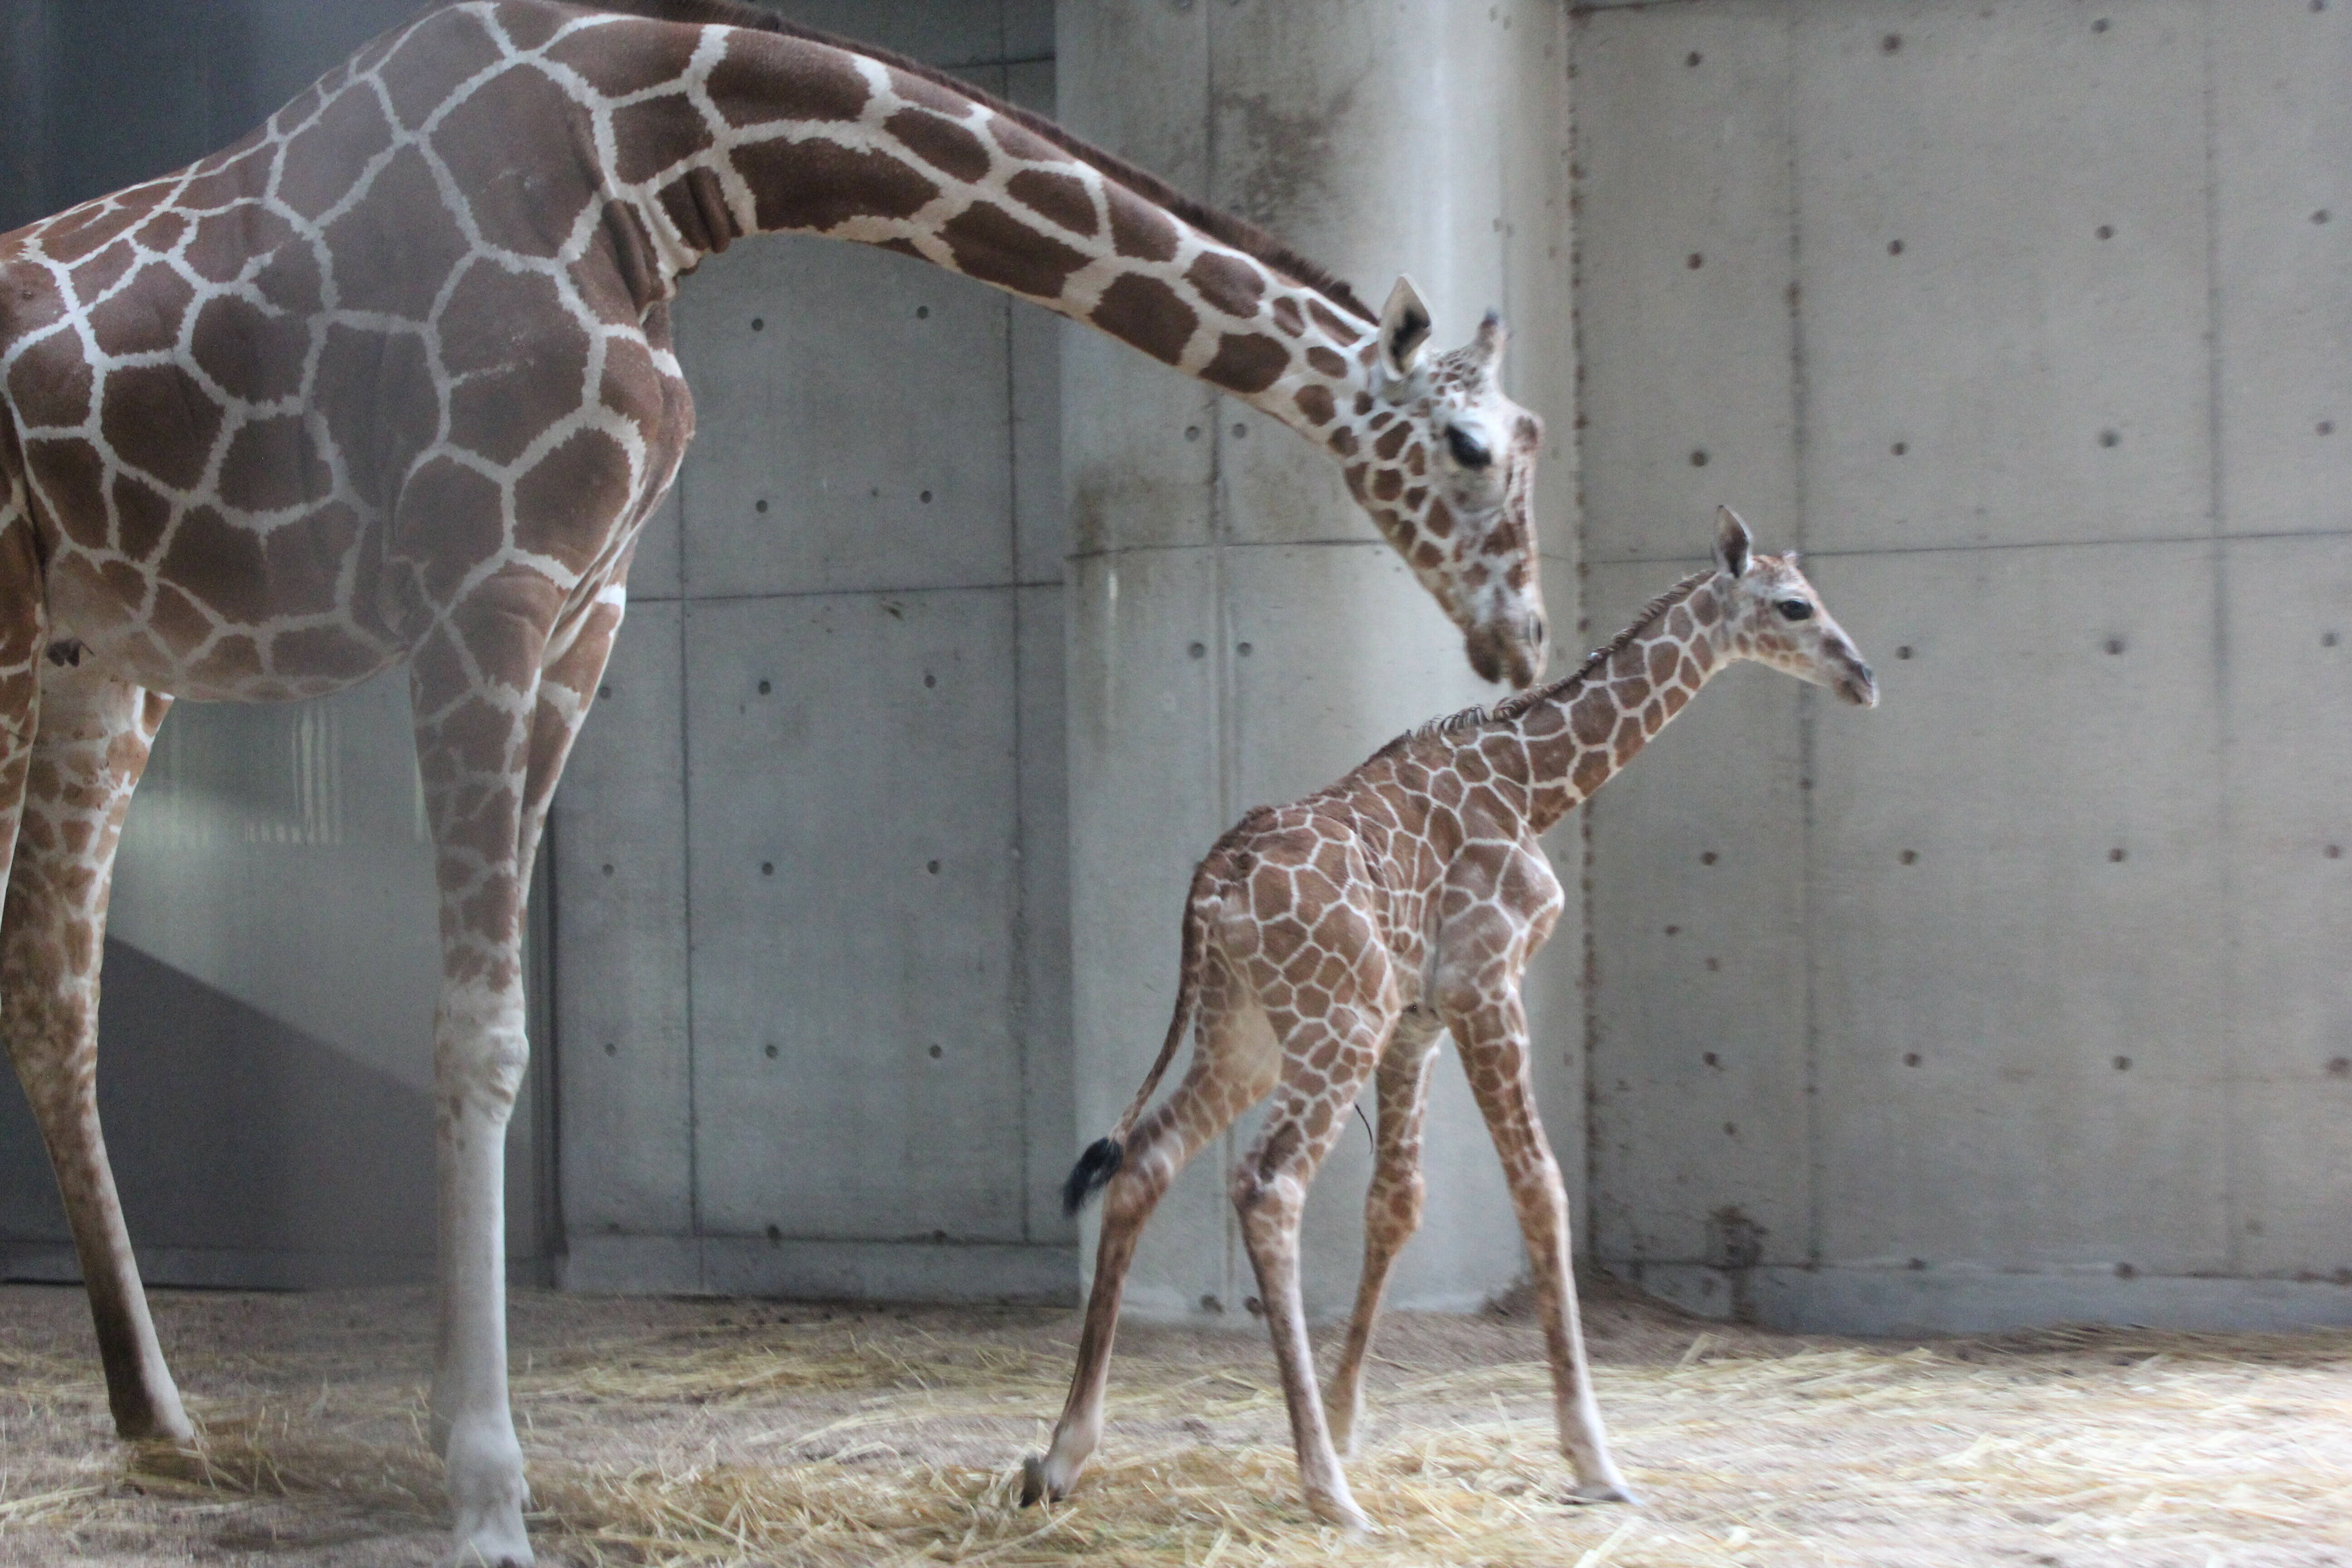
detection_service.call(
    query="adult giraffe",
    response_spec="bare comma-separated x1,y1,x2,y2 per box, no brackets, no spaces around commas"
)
0,1,1554,1560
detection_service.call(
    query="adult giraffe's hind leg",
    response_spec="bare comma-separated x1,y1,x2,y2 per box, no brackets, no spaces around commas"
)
1323,1016,1443,1458
0,660,186,1440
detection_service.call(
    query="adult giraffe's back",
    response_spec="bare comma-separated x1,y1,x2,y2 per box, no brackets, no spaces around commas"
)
0,2,1556,1560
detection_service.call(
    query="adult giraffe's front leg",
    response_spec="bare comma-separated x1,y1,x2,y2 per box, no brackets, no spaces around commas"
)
411,569,580,1568
0,659,185,1441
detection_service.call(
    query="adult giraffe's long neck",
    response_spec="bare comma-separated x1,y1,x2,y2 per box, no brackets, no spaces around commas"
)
613,16,1382,456
1504,573,1730,836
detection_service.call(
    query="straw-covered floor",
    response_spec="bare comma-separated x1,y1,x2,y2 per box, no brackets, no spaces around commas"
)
1,1277,2348,1566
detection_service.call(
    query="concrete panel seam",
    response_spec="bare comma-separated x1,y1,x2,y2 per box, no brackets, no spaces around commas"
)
1584,525,2352,570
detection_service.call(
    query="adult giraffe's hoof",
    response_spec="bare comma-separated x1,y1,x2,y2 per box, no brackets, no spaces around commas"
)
443,1416,532,1566
1305,1490,1375,1533
1019,1454,1053,1507
1565,1477,1641,1506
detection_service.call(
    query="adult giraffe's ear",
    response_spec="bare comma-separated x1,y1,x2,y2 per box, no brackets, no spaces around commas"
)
1377,274,1433,392
1470,308,1506,372
1714,506,1753,579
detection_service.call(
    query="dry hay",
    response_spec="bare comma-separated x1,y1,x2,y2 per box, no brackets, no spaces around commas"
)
4,1286,2352,1566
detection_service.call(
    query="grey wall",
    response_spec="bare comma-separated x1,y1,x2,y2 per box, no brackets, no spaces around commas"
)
1573,0,2352,1334
549,0,1078,1303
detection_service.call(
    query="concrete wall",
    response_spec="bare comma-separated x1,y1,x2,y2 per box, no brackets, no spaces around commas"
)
549,0,1078,1302
1058,0,1582,1323
1573,0,2352,1334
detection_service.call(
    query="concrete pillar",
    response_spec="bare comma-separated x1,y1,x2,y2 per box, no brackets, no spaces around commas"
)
1060,1,1578,1323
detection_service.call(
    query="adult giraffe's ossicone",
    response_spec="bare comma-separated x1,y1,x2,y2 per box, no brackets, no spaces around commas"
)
0,2,1553,1562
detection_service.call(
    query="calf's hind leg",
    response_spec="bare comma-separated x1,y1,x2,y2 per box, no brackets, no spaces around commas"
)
1024,958,1278,1504
1324,1015,1443,1457
1230,1008,1391,1532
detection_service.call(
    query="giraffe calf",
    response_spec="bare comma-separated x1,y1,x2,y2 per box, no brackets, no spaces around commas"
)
1023,508,1877,1529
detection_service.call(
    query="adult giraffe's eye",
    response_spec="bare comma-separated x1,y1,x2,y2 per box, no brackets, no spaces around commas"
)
1445,424,1491,470
1777,598,1814,622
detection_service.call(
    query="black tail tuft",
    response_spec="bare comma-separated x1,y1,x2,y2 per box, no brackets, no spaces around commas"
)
1062,1137,1125,1215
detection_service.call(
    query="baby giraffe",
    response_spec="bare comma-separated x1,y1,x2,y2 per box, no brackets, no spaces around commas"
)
1023,508,1877,1528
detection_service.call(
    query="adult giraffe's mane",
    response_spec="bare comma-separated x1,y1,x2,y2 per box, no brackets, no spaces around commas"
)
568,0,1380,324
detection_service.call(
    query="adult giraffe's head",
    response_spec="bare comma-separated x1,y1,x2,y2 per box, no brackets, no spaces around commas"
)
1336,279,1550,689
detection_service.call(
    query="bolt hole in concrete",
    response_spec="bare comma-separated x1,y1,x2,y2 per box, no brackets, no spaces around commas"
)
2331,1056,2352,1076
2314,208,2332,224
603,1042,616,1056
924,672,936,688
765,1044,778,1059
1231,422,1247,438
1686,49,1702,66
2319,420,2335,436
1900,849,1918,864
1897,645,1914,659
928,1044,942,1059
2096,224,2114,240
598,683,612,699
1236,641,1253,657
2109,848,2128,862
920,489,932,503
2324,632,2339,647
750,316,764,331
2106,637,2126,654
1887,238,1904,255
1904,1052,1922,1067
1891,440,1907,455
2328,843,2344,858
2093,16,2111,31
601,862,614,876
1690,448,1709,466
1187,641,1205,659
927,860,941,874
1687,252,1704,269
1700,850,1718,864
2100,428,2122,447
1184,425,1200,441
1882,31,1901,51
755,497,768,513
2114,1056,2133,1071
762,862,774,875
758,679,771,694
915,304,929,318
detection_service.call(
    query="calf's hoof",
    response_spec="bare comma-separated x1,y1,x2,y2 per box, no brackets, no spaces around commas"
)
1566,1476,1640,1506
1019,1454,1053,1507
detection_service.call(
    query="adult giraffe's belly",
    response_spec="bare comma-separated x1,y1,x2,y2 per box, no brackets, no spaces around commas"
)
42,515,404,704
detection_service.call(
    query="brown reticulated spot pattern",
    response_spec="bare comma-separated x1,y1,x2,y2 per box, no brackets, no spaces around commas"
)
1091,273,1196,366
941,202,1089,299
1201,333,1287,395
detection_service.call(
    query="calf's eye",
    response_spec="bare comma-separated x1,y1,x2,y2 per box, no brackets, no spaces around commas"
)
1776,598,1813,622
